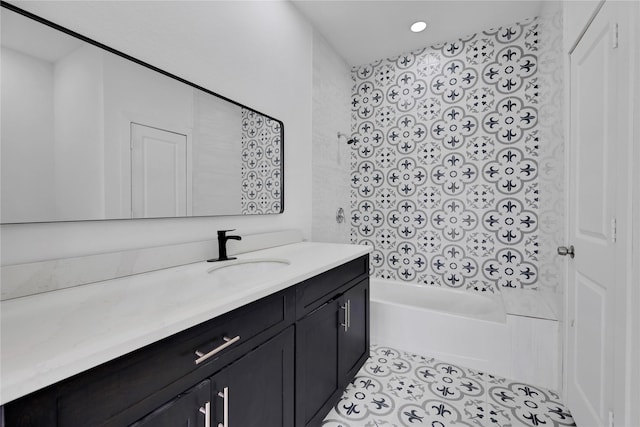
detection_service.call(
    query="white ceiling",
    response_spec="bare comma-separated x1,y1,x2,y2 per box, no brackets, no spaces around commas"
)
1,7,83,62
290,0,543,66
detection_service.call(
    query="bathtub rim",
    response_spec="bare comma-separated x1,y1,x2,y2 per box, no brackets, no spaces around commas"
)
369,278,507,324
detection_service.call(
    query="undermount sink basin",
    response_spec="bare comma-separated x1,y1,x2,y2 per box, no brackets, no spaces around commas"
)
207,258,290,283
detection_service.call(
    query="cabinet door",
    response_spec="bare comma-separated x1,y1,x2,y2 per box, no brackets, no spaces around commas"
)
129,380,210,427
210,327,294,427
338,279,369,382
295,300,340,427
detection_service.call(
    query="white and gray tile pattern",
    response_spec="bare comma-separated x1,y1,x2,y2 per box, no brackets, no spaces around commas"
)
348,19,551,294
240,109,282,214
323,344,575,427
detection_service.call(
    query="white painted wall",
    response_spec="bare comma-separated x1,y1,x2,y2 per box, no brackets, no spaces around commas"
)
53,44,104,220
1,1,313,264
311,30,351,244
630,5,640,422
630,4,640,415
192,92,242,216
1,47,56,223
537,0,565,394
102,50,194,218
621,2,640,423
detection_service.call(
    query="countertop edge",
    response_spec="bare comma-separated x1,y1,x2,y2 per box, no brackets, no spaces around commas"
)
0,242,371,405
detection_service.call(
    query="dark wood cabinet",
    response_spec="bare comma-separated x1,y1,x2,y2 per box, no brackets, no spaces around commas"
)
295,278,370,427
210,327,294,427
129,380,210,427
338,279,369,382
130,327,295,427
55,288,295,427
2,255,369,427
296,300,340,426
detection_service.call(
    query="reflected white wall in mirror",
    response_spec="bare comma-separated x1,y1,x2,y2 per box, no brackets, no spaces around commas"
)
0,5,284,223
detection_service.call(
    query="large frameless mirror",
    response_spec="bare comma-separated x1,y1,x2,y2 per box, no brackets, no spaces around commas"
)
1,3,284,223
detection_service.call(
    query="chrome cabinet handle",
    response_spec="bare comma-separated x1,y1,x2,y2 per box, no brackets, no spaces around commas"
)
340,300,351,331
217,387,229,427
340,302,348,331
199,401,211,427
194,335,241,365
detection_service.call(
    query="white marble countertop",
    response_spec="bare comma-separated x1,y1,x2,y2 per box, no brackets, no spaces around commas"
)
0,242,371,405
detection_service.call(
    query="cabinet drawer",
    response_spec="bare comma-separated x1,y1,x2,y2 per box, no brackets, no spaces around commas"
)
128,380,210,427
54,288,294,427
296,255,368,316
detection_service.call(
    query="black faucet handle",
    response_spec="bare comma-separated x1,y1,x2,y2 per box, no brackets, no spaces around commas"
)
217,229,236,236
218,229,241,240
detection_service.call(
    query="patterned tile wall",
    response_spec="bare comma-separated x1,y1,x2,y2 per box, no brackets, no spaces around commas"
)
350,19,543,293
240,109,282,214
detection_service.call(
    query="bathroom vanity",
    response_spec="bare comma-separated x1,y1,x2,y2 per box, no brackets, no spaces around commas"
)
1,243,370,427
0,5,370,425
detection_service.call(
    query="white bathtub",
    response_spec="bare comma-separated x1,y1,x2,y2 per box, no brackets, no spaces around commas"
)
370,279,560,390
371,279,507,323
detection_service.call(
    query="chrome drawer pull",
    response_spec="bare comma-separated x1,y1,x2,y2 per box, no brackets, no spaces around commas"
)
340,302,348,331
340,300,352,332
194,335,241,365
199,401,211,427
217,387,229,427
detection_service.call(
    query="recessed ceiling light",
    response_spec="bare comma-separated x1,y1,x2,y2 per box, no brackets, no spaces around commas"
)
410,21,427,33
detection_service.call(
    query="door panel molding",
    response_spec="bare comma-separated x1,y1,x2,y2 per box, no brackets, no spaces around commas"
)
131,122,188,218
565,2,637,426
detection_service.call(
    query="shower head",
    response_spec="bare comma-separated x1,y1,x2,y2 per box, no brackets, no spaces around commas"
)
337,131,356,145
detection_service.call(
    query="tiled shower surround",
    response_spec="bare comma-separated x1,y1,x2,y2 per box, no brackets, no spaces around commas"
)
350,18,553,294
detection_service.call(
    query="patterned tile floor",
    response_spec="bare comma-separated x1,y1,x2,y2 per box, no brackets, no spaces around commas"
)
322,344,576,427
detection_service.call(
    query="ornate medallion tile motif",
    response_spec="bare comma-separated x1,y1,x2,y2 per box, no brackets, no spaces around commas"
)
349,19,549,291
323,344,575,427
240,109,282,214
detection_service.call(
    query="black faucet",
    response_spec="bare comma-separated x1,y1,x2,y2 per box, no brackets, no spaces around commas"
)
208,229,242,262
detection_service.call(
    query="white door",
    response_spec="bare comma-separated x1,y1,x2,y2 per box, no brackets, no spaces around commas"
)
566,3,619,426
131,123,188,218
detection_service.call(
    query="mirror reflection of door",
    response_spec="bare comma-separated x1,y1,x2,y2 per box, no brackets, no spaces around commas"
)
131,123,188,218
